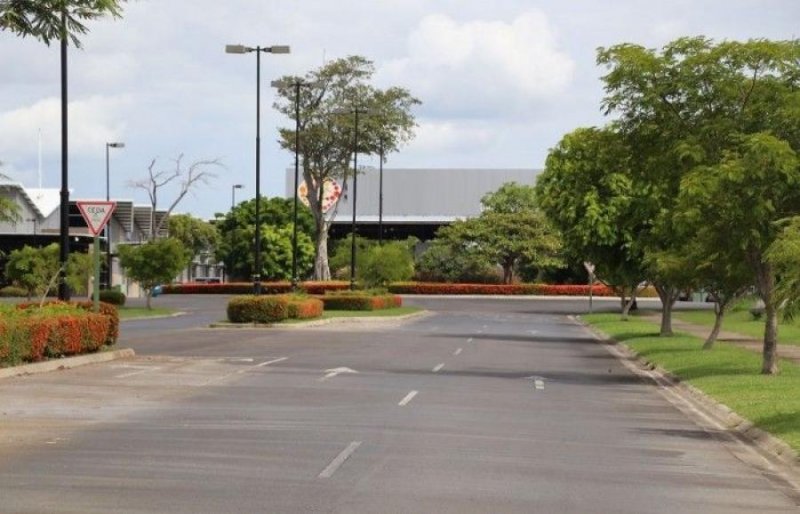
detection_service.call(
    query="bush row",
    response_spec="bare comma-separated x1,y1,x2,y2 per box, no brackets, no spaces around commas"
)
387,282,616,296
0,302,119,366
226,295,326,323
15,301,120,346
163,281,350,295
314,293,402,311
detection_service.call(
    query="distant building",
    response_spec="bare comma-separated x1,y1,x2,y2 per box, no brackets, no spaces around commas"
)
0,179,223,296
285,168,542,240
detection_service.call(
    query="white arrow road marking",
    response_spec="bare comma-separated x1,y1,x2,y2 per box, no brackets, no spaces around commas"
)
453,348,463,356
467,337,474,343
255,357,288,368
432,363,445,373
525,375,546,390
319,441,362,478
319,367,359,381
226,358,255,363
398,390,418,406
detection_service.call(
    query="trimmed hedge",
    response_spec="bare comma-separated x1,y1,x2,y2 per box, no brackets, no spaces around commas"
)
0,285,27,298
162,281,350,295
15,301,119,346
387,282,615,296
316,292,403,311
0,304,114,366
227,295,289,323
283,296,324,319
99,290,126,306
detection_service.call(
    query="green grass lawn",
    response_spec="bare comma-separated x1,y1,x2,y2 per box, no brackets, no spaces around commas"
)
584,313,800,452
673,297,800,346
118,307,176,319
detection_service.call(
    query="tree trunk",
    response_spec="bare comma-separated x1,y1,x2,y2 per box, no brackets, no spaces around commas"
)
655,284,677,337
751,258,779,375
146,290,152,310
762,299,779,374
502,263,513,284
314,228,331,281
703,307,724,350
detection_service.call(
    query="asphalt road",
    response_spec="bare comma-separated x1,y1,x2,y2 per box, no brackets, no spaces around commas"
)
0,296,796,513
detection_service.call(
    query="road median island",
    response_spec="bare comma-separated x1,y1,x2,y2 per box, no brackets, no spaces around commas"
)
210,307,428,329
577,313,800,471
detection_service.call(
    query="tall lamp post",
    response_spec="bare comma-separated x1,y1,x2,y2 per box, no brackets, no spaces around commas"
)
335,107,376,290
226,43,290,295
105,142,124,288
58,10,70,301
231,183,243,209
271,78,316,290
378,136,385,245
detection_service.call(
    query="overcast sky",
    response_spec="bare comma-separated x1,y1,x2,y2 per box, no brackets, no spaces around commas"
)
1,0,798,218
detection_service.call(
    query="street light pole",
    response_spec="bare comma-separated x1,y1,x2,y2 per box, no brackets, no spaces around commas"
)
378,137,384,246
58,9,70,301
292,81,301,290
105,142,124,289
231,184,243,209
226,43,290,295
350,108,360,290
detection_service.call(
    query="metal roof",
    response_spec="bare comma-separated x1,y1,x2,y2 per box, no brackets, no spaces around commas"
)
285,168,541,223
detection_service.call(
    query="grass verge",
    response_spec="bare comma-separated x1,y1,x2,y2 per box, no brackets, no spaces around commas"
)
584,313,800,453
673,297,800,347
118,307,175,319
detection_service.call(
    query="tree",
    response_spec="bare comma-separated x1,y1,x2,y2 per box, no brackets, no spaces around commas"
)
536,127,646,318
272,56,420,280
415,241,498,283
118,238,187,309
214,197,315,281
168,214,219,264
129,155,223,240
596,37,800,345
680,133,799,373
4,244,91,300
0,0,124,47
360,242,415,288
433,182,561,285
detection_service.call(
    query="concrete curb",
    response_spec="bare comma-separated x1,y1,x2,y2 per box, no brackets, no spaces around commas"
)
0,348,136,380
208,309,432,329
571,315,800,473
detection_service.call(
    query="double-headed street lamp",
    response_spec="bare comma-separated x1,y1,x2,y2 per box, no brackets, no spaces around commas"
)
231,183,244,209
225,43,290,295
105,141,124,288
271,78,317,290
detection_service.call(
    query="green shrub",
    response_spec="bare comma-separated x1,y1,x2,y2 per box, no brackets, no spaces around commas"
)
316,291,402,311
99,290,126,306
360,243,415,287
415,243,500,283
0,285,27,297
227,295,289,323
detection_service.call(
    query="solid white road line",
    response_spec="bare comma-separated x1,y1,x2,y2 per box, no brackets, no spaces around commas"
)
432,363,445,372
255,357,288,368
318,441,362,478
453,348,463,356
398,390,418,406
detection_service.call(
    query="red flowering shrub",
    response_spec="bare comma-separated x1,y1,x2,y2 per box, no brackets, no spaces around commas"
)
0,305,112,366
283,296,324,319
387,282,614,296
315,292,402,311
226,296,289,323
162,281,350,295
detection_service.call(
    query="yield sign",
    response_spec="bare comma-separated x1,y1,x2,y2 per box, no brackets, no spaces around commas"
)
76,201,117,236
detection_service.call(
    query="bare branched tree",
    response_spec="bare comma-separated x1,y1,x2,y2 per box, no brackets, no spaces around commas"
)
128,154,223,240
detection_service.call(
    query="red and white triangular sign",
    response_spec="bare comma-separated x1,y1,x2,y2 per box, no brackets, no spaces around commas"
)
76,201,117,236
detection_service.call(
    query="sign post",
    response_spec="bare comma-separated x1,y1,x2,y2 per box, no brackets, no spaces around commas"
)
77,201,117,313
583,261,596,314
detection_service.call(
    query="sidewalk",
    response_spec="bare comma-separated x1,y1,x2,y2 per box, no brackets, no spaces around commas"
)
641,314,800,365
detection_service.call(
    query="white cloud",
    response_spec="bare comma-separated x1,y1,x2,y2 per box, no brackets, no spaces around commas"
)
0,95,130,165
408,119,493,153
379,11,575,118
